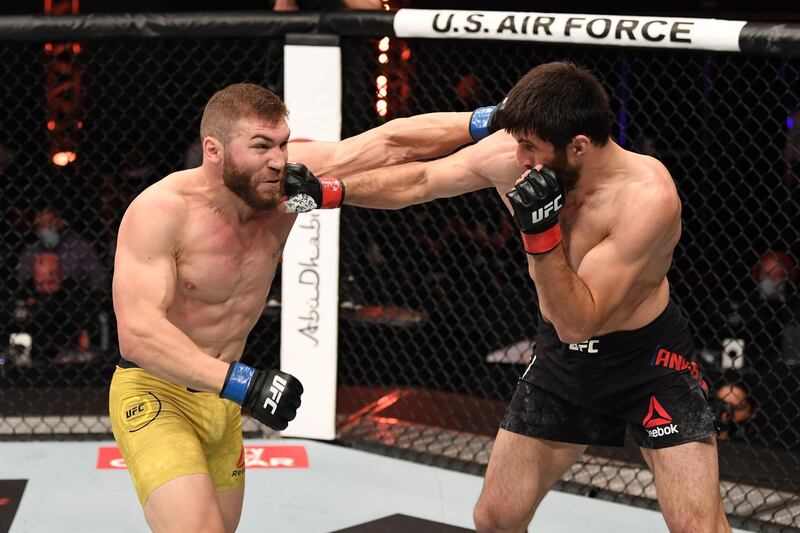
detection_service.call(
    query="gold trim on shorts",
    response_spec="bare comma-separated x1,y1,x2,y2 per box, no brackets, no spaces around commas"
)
109,366,244,506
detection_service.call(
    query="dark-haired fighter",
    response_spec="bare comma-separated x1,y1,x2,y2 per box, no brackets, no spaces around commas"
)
287,62,728,532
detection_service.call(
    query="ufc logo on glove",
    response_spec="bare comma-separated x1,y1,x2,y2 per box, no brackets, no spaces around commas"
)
531,195,563,223
263,374,287,414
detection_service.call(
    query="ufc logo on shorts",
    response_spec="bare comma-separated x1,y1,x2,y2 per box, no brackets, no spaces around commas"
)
568,340,599,354
262,375,287,414
531,195,563,223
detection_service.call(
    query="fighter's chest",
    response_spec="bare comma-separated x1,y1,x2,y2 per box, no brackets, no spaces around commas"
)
559,197,609,269
175,216,290,300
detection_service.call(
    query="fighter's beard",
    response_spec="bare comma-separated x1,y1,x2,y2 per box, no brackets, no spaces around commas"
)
222,157,283,211
550,148,580,192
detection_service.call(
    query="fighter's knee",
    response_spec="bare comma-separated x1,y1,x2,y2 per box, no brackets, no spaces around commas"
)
187,511,227,533
473,499,530,533
145,500,226,533
665,512,728,533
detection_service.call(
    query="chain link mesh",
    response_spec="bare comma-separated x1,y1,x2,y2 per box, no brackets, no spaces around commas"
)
0,23,798,531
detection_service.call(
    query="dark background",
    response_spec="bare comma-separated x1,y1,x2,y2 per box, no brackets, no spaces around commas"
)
1,0,799,21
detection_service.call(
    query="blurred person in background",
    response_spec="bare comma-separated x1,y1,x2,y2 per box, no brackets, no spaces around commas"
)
713,378,757,442
16,207,107,292
753,249,797,305
746,250,800,451
697,249,799,371
7,252,100,366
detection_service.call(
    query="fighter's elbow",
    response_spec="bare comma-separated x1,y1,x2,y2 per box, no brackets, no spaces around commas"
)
555,330,587,345
552,322,597,345
117,322,151,365
381,136,417,167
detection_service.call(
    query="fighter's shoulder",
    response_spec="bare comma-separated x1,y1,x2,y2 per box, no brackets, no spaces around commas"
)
619,154,680,217
125,172,190,225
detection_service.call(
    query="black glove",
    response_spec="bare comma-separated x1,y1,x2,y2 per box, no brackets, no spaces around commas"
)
469,97,507,141
220,361,303,431
284,162,344,213
506,166,565,255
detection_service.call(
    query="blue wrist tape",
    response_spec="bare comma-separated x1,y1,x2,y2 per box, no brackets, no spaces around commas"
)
469,105,496,141
220,361,256,405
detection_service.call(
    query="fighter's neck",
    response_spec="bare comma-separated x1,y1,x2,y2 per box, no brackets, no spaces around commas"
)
192,167,263,223
573,141,627,193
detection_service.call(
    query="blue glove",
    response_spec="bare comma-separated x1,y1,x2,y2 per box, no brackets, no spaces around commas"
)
469,97,507,141
220,361,303,430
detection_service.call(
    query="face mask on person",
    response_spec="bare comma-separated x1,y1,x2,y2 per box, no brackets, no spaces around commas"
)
37,229,60,249
758,279,786,300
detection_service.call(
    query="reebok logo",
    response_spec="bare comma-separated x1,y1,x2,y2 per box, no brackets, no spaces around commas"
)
647,424,679,438
531,194,563,223
642,396,672,428
231,446,246,477
642,396,679,438
262,374,287,414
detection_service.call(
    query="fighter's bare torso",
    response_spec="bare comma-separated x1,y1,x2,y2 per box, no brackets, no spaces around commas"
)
477,132,680,334
147,169,296,362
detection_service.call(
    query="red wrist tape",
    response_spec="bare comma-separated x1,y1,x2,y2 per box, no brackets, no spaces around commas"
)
319,178,345,209
520,224,562,255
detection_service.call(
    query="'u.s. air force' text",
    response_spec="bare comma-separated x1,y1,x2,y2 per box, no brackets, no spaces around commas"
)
431,13,694,43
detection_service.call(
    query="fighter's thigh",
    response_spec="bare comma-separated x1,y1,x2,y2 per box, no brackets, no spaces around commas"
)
109,377,213,506
216,486,245,533
205,407,245,533
641,438,729,532
477,429,586,525
144,473,226,533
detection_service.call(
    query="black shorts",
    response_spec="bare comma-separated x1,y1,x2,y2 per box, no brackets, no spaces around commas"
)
500,300,717,449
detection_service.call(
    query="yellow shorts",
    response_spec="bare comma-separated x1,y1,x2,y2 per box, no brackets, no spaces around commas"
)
109,366,245,506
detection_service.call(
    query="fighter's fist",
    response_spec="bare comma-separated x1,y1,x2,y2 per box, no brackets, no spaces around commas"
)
220,362,303,431
506,166,565,255
469,97,507,141
284,162,344,213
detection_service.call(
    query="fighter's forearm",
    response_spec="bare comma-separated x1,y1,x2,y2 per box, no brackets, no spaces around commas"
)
378,112,472,164
118,316,229,393
527,247,600,343
343,161,429,209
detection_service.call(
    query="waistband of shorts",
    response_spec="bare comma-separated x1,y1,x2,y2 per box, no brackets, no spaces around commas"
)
117,356,202,393
118,356,139,369
538,299,686,352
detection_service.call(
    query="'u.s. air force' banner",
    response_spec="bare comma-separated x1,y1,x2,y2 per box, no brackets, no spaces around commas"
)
393,10,747,52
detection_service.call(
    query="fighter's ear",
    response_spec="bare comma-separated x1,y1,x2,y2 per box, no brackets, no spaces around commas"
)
203,136,223,164
570,135,591,156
